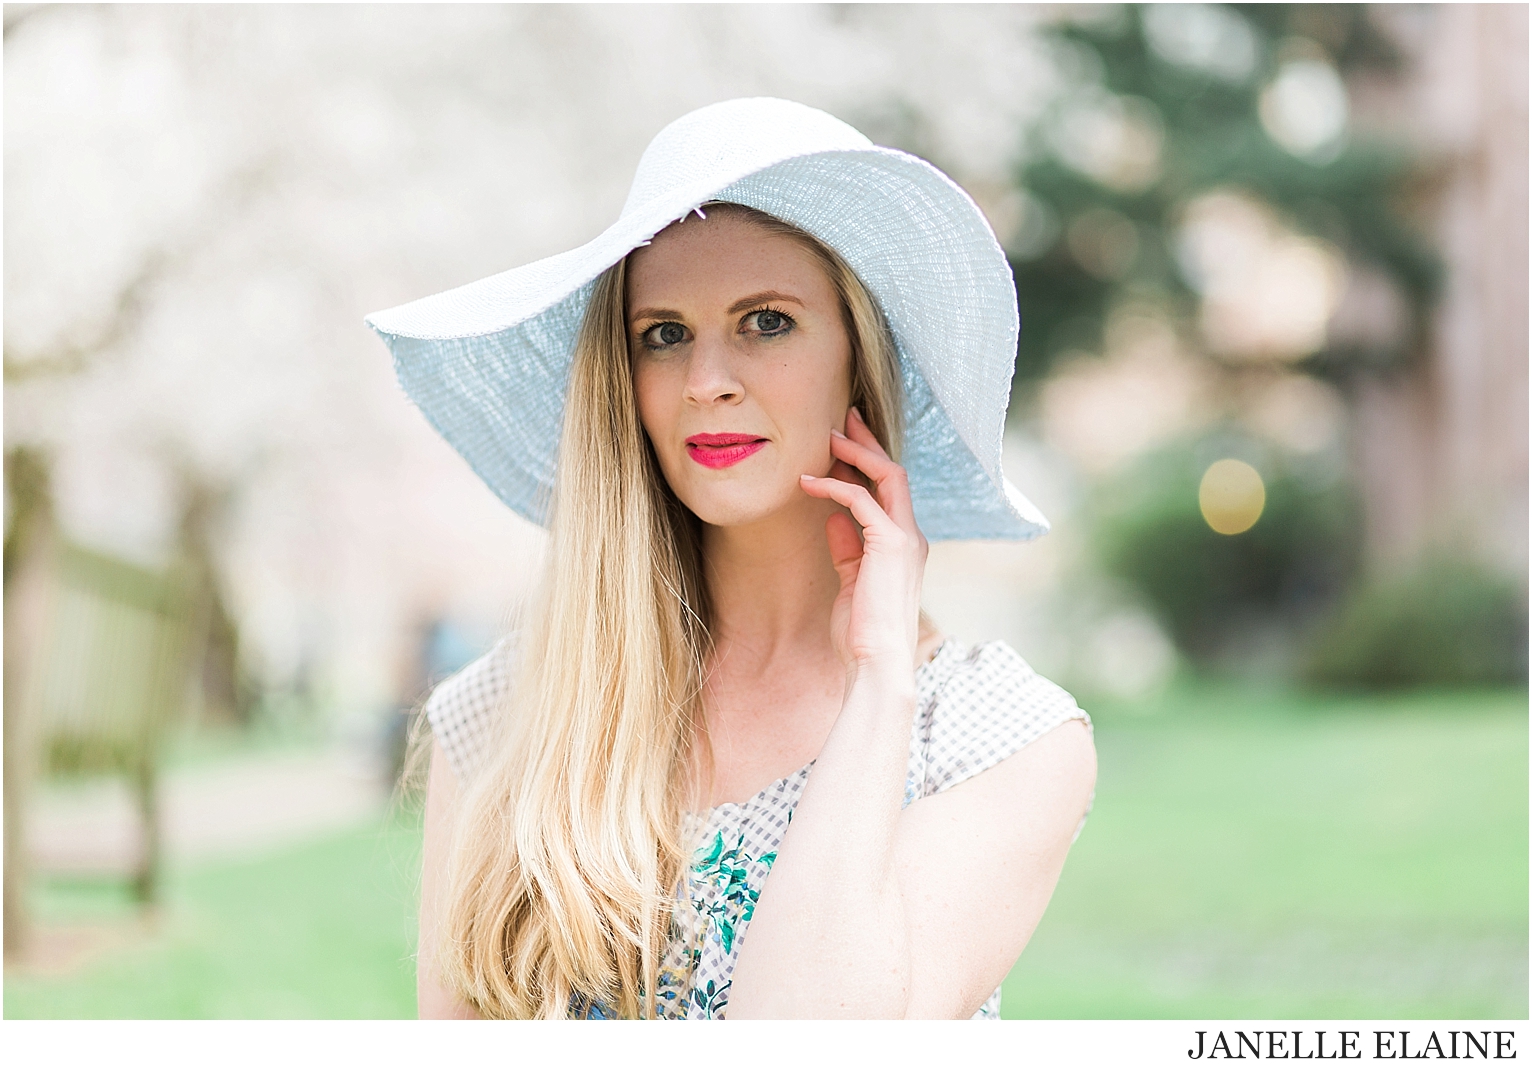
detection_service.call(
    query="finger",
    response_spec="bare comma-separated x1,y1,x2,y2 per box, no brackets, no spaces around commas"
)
828,457,870,491
824,511,864,579
829,429,915,528
845,406,891,460
800,474,904,547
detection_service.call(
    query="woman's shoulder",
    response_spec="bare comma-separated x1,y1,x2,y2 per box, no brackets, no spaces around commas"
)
423,634,517,781
910,636,1091,799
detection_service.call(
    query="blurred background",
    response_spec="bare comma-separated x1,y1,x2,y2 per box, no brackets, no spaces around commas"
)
4,3,1525,1019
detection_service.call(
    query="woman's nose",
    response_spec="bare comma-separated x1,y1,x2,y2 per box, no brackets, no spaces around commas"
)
681,336,743,406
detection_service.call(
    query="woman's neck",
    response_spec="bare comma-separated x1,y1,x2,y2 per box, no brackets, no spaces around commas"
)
701,496,842,676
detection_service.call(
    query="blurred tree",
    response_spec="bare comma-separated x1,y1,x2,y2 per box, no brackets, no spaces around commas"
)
1009,3,1441,389
1305,553,1529,688
1092,429,1360,662
3,447,56,958
1006,5,1465,672
176,471,258,727
3,20,268,725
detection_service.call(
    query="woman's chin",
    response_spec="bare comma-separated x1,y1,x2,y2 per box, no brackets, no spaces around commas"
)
679,480,807,531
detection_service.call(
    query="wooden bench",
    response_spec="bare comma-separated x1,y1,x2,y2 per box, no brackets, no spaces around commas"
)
24,542,194,903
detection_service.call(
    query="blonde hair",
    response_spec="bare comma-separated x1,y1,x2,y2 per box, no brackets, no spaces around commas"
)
435,203,903,1018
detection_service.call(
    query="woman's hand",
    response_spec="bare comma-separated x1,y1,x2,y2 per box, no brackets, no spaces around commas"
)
732,406,927,1018
798,406,928,673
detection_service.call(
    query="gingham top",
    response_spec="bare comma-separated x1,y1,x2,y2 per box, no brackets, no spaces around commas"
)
426,635,1090,1020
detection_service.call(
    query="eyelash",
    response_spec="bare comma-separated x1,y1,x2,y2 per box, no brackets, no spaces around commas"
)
746,306,796,337
637,306,796,350
637,323,686,351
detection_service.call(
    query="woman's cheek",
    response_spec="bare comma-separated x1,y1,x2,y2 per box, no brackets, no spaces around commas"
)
632,362,674,448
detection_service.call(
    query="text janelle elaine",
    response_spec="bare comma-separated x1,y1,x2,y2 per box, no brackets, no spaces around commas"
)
1188,1031,1518,1060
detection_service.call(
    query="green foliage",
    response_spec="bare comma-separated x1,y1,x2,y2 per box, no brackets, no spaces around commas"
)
1092,432,1359,660
1010,4,1440,388
1306,557,1530,689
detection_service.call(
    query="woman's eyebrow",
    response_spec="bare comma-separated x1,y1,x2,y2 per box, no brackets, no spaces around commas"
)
629,307,684,324
728,291,805,314
629,291,807,324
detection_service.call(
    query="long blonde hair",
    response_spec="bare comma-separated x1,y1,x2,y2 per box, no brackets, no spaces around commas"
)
436,203,904,1018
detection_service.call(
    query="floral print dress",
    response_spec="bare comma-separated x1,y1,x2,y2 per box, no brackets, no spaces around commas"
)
427,636,1091,1020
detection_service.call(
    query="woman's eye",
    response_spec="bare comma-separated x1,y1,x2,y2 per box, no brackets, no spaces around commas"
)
644,322,687,347
745,309,793,336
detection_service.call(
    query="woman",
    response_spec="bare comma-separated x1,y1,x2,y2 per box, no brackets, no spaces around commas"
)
368,98,1096,1020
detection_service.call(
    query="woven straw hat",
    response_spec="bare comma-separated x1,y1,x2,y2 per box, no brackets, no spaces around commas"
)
366,97,1048,541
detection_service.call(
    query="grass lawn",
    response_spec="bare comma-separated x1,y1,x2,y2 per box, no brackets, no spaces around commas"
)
6,686,1525,1019
1003,685,1529,1019
4,810,422,1019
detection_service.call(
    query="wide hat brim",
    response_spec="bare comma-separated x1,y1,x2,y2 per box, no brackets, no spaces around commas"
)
366,98,1048,542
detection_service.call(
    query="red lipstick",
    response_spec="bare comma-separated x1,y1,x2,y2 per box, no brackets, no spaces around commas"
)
685,433,767,469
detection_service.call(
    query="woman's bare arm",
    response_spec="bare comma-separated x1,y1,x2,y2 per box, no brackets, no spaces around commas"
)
418,743,481,1019
725,666,920,1017
727,410,1096,1018
728,707,1095,1019
895,718,1096,1017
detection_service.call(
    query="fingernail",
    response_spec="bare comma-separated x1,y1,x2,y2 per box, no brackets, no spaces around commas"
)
830,428,847,439
850,406,863,421
800,473,814,480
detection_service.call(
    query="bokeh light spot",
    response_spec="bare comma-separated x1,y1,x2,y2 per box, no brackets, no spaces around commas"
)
1199,459,1266,534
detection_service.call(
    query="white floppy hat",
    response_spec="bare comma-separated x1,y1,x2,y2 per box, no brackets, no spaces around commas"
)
366,97,1048,542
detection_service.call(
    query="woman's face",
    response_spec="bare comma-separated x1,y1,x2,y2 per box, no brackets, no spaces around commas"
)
627,211,852,529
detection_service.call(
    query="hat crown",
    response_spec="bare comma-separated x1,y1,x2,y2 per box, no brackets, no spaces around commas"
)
621,98,873,219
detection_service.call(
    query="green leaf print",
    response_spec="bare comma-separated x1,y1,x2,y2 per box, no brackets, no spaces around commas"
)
685,827,779,1011
699,831,724,868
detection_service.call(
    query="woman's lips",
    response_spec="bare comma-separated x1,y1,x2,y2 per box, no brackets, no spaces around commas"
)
685,433,768,469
